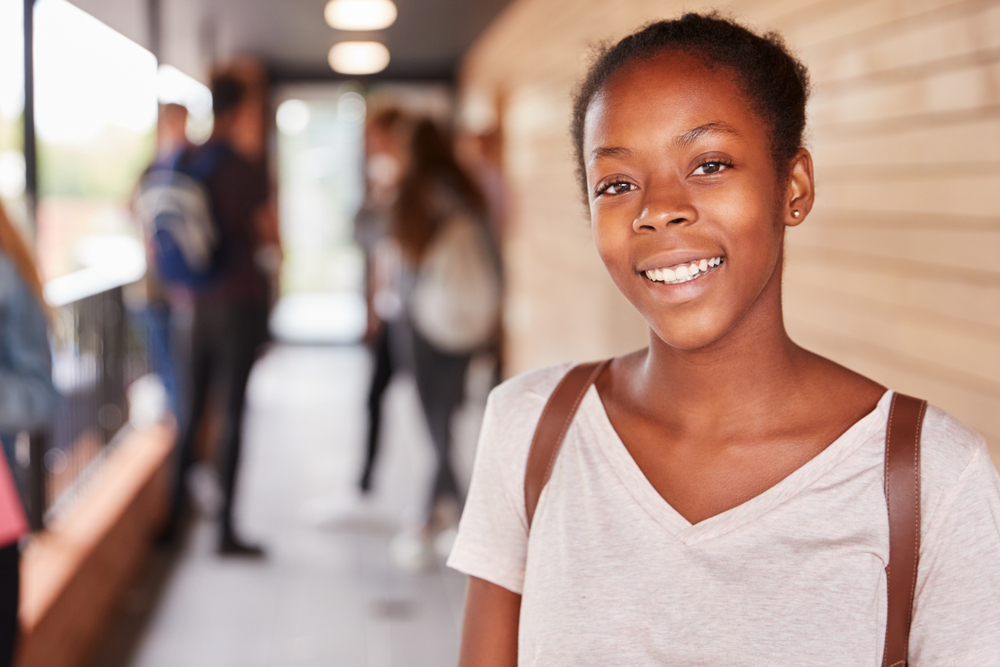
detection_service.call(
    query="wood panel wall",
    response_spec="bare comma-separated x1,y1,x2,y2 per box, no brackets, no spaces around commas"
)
460,0,1000,464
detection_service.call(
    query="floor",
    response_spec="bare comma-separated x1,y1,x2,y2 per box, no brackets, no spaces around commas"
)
89,344,491,667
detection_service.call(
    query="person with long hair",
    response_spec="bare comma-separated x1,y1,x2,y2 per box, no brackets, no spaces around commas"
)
0,200,58,667
390,119,501,569
450,13,1000,665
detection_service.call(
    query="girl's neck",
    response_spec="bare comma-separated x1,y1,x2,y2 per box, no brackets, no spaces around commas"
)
628,305,810,434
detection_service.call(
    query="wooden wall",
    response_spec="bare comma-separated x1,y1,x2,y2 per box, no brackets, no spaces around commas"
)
460,0,1000,464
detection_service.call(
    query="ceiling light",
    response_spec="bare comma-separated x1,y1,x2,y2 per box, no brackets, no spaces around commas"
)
276,99,310,135
324,0,397,31
328,42,390,75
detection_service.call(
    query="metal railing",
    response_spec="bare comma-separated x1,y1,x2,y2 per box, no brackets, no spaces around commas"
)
17,259,151,529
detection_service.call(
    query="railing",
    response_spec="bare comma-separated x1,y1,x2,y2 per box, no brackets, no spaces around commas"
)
17,252,151,529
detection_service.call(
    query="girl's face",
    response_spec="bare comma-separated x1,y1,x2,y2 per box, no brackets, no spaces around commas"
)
583,50,810,352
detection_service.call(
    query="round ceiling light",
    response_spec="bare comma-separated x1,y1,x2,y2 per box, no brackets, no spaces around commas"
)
328,41,390,75
324,0,397,31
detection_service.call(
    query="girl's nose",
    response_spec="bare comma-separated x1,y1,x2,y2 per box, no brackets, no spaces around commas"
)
632,179,695,232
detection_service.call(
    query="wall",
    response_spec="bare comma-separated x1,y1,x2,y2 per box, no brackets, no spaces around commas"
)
461,0,1000,463
17,422,174,667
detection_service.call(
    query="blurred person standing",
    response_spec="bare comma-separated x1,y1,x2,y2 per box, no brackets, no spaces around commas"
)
0,201,58,666
165,74,277,556
390,119,501,569
353,108,411,497
132,103,190,415
303,108,413,526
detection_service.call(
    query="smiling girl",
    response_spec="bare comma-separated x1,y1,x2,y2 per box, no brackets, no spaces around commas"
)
447,12,1000,667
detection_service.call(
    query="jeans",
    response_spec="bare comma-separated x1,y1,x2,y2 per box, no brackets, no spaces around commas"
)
411,331,471,515
170,301,269,541
360,324,394,493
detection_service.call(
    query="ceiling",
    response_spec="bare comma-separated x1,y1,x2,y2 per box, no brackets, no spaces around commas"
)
68,0,513,83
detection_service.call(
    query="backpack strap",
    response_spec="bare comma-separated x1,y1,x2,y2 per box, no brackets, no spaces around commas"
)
525,371,926,665
882,392,927,667
524,359,611,529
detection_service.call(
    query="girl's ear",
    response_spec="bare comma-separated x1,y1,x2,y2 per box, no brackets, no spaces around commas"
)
784,148,815,227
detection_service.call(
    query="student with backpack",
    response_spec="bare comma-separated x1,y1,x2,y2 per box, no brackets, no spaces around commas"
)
160,74,277,556
449,13,1000,665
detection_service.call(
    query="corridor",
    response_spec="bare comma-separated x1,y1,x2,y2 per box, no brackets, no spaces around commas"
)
88,345,490,667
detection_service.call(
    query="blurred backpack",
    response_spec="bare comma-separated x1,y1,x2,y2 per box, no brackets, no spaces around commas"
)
135,144,230,288
410,211,502,354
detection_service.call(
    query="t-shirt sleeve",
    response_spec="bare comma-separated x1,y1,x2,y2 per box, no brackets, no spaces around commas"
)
909,432,1000,665
447,365,566,595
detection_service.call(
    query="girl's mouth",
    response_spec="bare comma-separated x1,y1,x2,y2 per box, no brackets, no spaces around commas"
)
643,256,724,285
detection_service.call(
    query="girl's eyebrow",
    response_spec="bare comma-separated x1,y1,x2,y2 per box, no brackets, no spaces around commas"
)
589,145,634,165
589,121,743,165
674,121,742,146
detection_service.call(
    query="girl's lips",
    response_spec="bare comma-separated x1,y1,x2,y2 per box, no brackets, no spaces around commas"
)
642,256,724,284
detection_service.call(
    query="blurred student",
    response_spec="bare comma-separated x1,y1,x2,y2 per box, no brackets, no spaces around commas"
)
0,201,58,666
303,108,412,527
355,108,410,495
133,102,190,414
166,75,276,556
390,120,501,569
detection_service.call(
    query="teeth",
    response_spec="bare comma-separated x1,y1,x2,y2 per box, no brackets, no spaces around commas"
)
643,256,724,284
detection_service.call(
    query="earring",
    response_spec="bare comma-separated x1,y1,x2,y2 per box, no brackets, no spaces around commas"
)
791,209,801,219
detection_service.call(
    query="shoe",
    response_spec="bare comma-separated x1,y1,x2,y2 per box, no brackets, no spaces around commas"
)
218,534,266,558
187,463,224,518
433,526,458,561
389,525,433,573
300,490,382,530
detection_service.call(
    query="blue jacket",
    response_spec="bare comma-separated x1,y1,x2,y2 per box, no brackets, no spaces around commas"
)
0,250,59,465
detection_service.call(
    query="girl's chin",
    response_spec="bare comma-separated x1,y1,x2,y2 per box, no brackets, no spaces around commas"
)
647,319,733,352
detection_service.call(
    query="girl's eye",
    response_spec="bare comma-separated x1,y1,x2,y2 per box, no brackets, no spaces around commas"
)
596,180,636,196
692,159,733,176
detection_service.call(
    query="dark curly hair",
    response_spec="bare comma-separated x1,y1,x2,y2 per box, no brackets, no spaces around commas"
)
570,12,811,199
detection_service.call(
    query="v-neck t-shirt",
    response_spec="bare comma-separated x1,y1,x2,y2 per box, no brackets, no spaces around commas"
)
447,363,1000,666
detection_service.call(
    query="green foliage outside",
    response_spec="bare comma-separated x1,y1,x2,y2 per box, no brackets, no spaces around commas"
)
39,126,155,199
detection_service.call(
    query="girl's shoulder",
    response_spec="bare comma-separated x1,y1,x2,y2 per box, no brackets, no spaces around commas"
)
487,362,576,415
917,402,996,522
478,362,577,468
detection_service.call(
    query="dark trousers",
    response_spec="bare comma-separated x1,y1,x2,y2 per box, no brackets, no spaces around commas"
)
412,332,471,514
0,543,18,667
171,301,269,540
141,301,178,414
359,324,394,492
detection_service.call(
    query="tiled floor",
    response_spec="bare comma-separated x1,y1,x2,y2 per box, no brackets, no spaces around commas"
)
90,344,491,667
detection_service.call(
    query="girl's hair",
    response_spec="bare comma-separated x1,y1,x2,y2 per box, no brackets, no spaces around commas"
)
0,202,46,307
570,12,811,197
393,119,486,261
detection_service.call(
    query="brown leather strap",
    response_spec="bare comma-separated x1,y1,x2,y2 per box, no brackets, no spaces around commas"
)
526,374,924,663
882,392,927,667
524,360,611,528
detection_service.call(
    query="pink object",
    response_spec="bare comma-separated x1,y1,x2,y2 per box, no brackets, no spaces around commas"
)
0,451,28,547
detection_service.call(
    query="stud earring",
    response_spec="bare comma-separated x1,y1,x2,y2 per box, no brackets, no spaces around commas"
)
791,209,801,219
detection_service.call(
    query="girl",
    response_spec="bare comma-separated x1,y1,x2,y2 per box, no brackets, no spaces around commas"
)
390,119,500,569
448,13,1000,666
0,200,58,667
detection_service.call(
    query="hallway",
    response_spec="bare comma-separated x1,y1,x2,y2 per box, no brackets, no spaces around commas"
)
89,344,488,667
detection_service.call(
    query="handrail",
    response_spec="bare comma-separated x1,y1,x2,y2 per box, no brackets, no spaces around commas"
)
26,245,150,527
43,250,146,308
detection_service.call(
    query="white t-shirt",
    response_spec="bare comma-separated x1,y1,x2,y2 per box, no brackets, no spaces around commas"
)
448,364,1000,666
